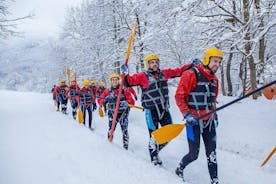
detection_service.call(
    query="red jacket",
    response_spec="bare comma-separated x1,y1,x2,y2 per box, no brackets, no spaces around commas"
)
125,64,192,89
55,85,68,97
98,87,135,106
125,87,137,98
175,64,219,121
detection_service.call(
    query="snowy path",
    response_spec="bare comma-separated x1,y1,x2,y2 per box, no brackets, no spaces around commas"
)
0,90,275,184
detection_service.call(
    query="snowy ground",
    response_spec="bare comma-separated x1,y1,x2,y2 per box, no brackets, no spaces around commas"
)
0,89,275,184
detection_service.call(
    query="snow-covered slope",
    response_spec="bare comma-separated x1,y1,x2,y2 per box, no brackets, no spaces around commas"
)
0,89,275,184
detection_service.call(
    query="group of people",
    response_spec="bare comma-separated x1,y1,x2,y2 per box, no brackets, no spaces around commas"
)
51,47,224,184
51,75,138,149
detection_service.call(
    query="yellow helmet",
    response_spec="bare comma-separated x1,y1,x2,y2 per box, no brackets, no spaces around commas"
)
99,81,105,86
202,47,223,66
59,79,66,85
90,80,96,85
145,53,160,68
109,73,120,81
83,79,90,86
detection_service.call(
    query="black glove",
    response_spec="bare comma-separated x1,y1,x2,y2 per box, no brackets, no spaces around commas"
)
184,112,198,126
93,103,97,111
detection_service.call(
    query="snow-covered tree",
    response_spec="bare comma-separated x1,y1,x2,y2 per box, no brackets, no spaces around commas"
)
0,0,32,41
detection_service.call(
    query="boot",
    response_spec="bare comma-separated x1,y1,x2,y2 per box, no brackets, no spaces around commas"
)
152,155,162,166
211,178,219,184
123,143,128,150
175,165,184,180
72,110,76,119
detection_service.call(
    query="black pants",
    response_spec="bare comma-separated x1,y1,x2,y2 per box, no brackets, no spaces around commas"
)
108,109,129,148
58,95,68,112
70,99,78,118
81,104,92,128
145,108,172,161
180,121,218,181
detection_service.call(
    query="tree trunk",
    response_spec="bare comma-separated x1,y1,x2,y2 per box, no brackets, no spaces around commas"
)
243,0,258,99
220,62,226,96
254,0,265,86
239,57,248,96
113,0,120,74
226,48,233,96
135,12,145,72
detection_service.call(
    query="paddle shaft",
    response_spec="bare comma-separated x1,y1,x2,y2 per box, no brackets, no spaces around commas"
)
198,80,276,120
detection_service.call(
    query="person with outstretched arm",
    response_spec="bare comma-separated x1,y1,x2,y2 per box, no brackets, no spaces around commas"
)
121,53,192,165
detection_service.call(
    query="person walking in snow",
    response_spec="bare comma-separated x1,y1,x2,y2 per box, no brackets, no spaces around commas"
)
97,81,106,97
67,78,80,120
98,73,134,150
51,84,56,98
90,80,98,100
174,48,223,184
51,84,57,106
97,81,106,112
121,53,192,165
55,79,68,114
79,80,97,130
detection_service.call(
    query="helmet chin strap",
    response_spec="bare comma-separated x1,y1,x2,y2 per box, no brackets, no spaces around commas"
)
204,64,215,74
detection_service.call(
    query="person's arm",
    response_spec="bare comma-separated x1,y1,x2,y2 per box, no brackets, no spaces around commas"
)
174,70,197,114
162,63,192,80
125,90,135,105
125,72,148,89
98,89,109,106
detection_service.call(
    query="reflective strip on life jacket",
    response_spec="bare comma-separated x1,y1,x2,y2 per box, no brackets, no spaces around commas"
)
187,67,216,111
141,71,169,110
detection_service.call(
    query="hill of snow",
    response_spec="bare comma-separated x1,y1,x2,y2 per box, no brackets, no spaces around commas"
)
0,89,275,184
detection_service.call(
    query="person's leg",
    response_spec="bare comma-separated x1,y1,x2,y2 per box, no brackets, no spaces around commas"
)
158,110,173,151
81,105,86,126
87,104,92,129
176,125,201,179
107,111,117,139
202,123,218,184
120,113,129,150
145,109,160,164
71,100,77,119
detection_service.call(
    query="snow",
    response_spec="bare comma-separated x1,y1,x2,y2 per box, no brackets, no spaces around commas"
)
0,89,275,184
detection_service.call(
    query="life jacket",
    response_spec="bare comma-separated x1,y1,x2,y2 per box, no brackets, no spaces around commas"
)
90,85,97,97
80,87,92,106
69,85,79,98
107,87,128,113
188,67,217,111
97,86,106,96
58,85,68,100
141,70,169,110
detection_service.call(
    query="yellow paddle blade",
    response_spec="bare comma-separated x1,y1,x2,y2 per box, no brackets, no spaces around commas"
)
151,123,186,144
261,147,276,167
99,107,104,118
77,108,83,124
66,68,71,76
